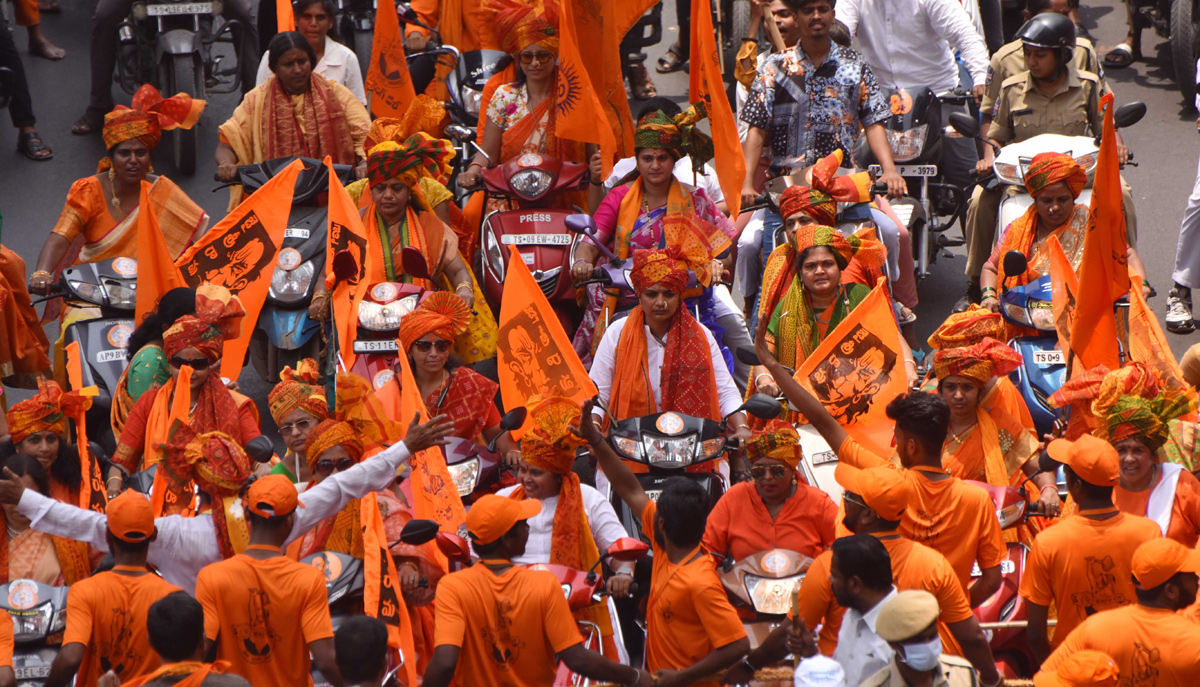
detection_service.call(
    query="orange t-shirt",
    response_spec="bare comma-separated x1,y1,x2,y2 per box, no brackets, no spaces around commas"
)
0,609,12,669
63,569,182,687
1019,508,1161,646
432,562,582,687
838,437,1007,592
642,501,747,687
1043,604,1200,686
702,481,838,563
793,550,841,656
194,552,333,687
1114,468,1200,548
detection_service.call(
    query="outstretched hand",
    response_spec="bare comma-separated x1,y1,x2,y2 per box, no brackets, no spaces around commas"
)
0,467,27,506
404,413,453,454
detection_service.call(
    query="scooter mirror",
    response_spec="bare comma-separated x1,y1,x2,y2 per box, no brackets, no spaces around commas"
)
436,532,472,562
399,519,441,546
400,247,432,280
564,214,597,235
605,537,650,562
445,125,476,144
739,393,783,420
1002,250,1028,285
331,249,358,284
245,436,276,463
1113,101,1147,129
499,407,528,432
948,112,980,139
735,347,761,367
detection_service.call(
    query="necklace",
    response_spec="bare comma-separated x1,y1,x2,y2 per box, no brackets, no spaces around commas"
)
947,420,978,444
6,524,22,540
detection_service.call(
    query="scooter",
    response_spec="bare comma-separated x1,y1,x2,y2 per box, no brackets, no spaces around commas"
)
717,548,814,650
0,579,69,687
440,408,526,504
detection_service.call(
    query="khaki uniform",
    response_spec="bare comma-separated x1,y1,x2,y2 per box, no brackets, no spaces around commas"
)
857,655,979,687
964,67,1137,276
979,37,1103,116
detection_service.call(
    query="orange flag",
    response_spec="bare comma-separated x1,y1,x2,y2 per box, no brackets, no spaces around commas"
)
366,0,416,118
325,157,375,370
554,0,618,176
276,0,295,32
690,0,747,217
151,365,192,517
793,281,906,456
135,185,186,326
497,246,596,439
1069,93,1126,372
65,343,106,514
360,494,417,685
1128,282,1192,392
174,159,303,382
1046,235,1078,370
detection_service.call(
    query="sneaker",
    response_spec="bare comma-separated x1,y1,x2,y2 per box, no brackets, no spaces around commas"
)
1166,289,1195,333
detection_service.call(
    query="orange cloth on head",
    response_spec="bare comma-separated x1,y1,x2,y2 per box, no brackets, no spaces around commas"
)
630,246,689,295
1019,508,1161,646
195,554,334,687
101,84,205,153
396,292,471,351
837,437,1008,593
701,481,837,563
63,570,182,687
1114,469,1200,548
641,501,747,687
364,96,448,153
432,562,581,687
267,359,327,426
487,0,560,55
932,337,1022,387
7,379,89,443
927,305,1007,351
741,419,804,469
1042,604,1200,686
303,420,365,472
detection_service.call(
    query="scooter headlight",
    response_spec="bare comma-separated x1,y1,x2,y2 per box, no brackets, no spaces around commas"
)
642,435,695,468
997,500,1026,529
105,283,137,308
269,260,315,303
483,224,506,280
446,457,481,496
885,125,928,162
743,574,805,615
1074,153,1097,176
8,602,56,642
67,281,107,307
358,294,419,331
612,436,642,461
510,169,553,200
1027,302,1055,331
994,162,1022,186
1002,301,1034,328
463,88,483,117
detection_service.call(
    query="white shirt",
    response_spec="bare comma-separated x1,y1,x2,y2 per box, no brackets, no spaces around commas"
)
17,441,413,593
604,157,725,204
834,587,899,687
590,316,744,419
257,36,367,104
838,0,988,93
496,483,633,571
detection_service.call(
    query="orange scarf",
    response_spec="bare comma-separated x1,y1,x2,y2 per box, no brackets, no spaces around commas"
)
362,204,452,287
263,75,356,164
123,661,231,687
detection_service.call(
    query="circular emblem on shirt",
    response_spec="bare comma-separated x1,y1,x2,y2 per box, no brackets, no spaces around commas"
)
371,282,399,303
8,579,38,610
108,323,133,348
761,550,790,575
277,247,302,272
373,369,395,390
111,257,138,278
517,153,543,168
655,412,684,436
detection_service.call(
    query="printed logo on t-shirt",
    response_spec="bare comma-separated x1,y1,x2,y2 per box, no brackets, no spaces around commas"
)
1126,642,1161,687
910,509,943,544
232,589,278,664
98,607,137,675
481,598,525,671
1069,556,1129,616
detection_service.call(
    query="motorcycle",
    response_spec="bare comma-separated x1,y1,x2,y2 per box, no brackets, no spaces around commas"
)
214,157,355,383
0,579,69,687
717,548,814,650
1125,0,1200,103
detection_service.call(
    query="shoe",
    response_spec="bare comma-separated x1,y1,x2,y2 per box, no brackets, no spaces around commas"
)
952,280,981,314
1166,288,1195,333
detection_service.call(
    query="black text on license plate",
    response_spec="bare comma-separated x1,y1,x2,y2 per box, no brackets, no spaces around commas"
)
500,234,570,246
1032,350,1064,366
869,164,937,177
15,666,50,680
147,2,213,14
352,340,398,353
96,349,125,364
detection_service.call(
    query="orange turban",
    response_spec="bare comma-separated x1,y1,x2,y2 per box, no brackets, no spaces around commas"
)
780,150,872,225
397,292,472,351
489,0,559,56
793,225,887,270
267,359,328,426
779,187,836,226
158,419,253,558
927,305,1007,350
631,246,689,295
932,337,1023,386
743,419,802,469
364,96,448,151
1024,152,1087,199
101,84,204,155
1090,362,1162,420
303,420,365,471
1097,392,1193,452
7,380,91,443
163,285,244,361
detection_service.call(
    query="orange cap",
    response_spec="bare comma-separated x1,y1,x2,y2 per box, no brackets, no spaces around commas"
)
466,494,541,545
835,463,908,521
1131,537,1200,590
107,490,156,543
246,475,305,518
1032,651,1119,687
1047,435,1120,487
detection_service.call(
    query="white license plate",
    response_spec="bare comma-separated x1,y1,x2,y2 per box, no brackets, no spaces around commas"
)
15,666,50,680
352,340,399,353
645,490,662,502
500,234,571,246
869,164,937,177
1032,350,1064,366
971,560,1016,577
285,227,310,239
147,2,213,14
810,451,837,466
96,349,125,363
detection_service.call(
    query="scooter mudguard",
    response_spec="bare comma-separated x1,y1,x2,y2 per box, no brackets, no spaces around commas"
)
156,29,201,56
1008,336,1065,438
258,306,321,350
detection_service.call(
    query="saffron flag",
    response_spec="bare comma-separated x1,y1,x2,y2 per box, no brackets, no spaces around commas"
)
1069,93,1126,372
1128,281,1192,392
690,0,747,217
134,185,186,326
793,281,907,457
326,157,376,371
497,246,596,439
64,343,105,514
554,0,618,176
174,158,302,382
1046,235,1079,372
366,0,416,118
360,493,417,685
276,0,295,32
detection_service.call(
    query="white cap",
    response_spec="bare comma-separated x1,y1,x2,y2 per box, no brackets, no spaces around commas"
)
794,655,846,687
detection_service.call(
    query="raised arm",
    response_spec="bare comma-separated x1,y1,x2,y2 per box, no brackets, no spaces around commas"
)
753,317,848,451
574,401,649,517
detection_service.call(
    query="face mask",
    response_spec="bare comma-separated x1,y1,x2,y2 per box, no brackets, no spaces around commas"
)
898,636,942,672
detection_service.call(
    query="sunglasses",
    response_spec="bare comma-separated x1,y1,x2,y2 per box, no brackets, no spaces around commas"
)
278,418,316,436
518,51,554,65
413,340,452,353
170,356,212,370
750,465,790,480
313,457,356,476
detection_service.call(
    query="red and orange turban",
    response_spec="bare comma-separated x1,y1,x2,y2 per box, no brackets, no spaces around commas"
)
631,246,689,295
397,292,472,351
164,285,244,361
1091,362,1162,420
366,132,456,189
489,0,560,56
1024,152,1087,199
792,225,887,270
1097,391,1193,452
927,305,1007,351
780,150,873,225
102,84,205,153
364,96,448,151
780,187,836,226
304,419,365,471
743,419,802,469
7,380,91,444
932,337,1023,386
267,358,328,426
159,419,253,557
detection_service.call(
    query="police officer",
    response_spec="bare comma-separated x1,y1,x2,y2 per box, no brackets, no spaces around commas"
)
859,590,983,687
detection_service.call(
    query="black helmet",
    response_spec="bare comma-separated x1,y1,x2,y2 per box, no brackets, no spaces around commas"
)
1016,13,1077,51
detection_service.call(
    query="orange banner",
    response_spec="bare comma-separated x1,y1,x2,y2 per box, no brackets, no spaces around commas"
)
325,158,375,370
366,0,416,118
276,0,294,32
554,0,618,176
361,493,416,685
793,282,906,456
690,0,747,217
64,343,105,514
135,185,187,326
174,159,302,382
497,246,596,439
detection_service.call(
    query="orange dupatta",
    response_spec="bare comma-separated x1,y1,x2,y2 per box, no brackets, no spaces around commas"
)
362,204,455,287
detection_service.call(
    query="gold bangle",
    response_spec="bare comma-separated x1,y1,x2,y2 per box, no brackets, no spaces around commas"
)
31,270,51,279
454,283,473,292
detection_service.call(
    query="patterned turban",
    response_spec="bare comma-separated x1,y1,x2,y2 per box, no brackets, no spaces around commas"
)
1024,152,1087,199
633,104,715,169
159,419,253,558
780,186,836,226
102,84,205,153
631,246,689,295
521,397,585,475
366,132,456,189
743,419,802,469
397,292,472,351
662,212,732,288
793,225,887,270
1098,391,1193,452
927,305,1007,351
1048,364,1111,410
489,0,559,56
932,337,1023,386
364,96,448,151
1091,362,1162,420
164,284,244,361
304,419,365,471
7,380,91,444
267,359,328,426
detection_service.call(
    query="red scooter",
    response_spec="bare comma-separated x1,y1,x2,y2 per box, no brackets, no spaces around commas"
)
343,247,432,390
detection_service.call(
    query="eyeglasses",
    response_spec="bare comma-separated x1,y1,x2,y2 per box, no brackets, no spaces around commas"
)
413,340,452,353
518,51,554,65
170,356,212,370
313,457,356,476
278,418,316,436
750,465,791,480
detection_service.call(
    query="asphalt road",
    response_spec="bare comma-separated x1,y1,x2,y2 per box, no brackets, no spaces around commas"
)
0,0,1198,414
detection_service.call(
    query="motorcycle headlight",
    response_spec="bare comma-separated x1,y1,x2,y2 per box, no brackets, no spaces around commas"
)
1074,153,1097,175
510,169,553,200
612,436,642,461
68,281,106,307
994,162,1021,186
699,437,725,460
997,501,1025,529
357,294,419,331
105,283,136,308
269,260,316,303
1028,302,1055,331
641,435,696,468
446,457,480,496
886,125,927,162
1002,301,1034,328
483,224,506,281
743,574,805,615
463,88,483,117
9,603,54,642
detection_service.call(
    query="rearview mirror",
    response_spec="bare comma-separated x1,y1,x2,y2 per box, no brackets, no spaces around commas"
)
1002,250,1028,284
948,112,980,139
444,125,476,144
436,532,472,562
245,436,276,463
1114,101,1147,129
401,247,432,280
739,393,782,420
499,407,527,432
736,347,761,367
605,537,650,562
565,214,597,235
399,519,440,546
332,249,358,284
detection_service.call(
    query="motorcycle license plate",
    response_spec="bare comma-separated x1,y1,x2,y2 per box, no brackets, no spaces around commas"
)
96,349,125,364
15,666,50,680
869,164,937,177
147,2,213,14
971,560,1016,577
500,234,571,246
1032,350,1065,366
645,490,662,502
353,340,399,353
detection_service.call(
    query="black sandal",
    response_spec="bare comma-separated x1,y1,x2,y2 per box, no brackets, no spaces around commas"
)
656,45,687,74
17,131,52,161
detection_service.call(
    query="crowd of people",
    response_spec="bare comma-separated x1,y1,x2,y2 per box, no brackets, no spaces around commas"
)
1,0,1200,686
